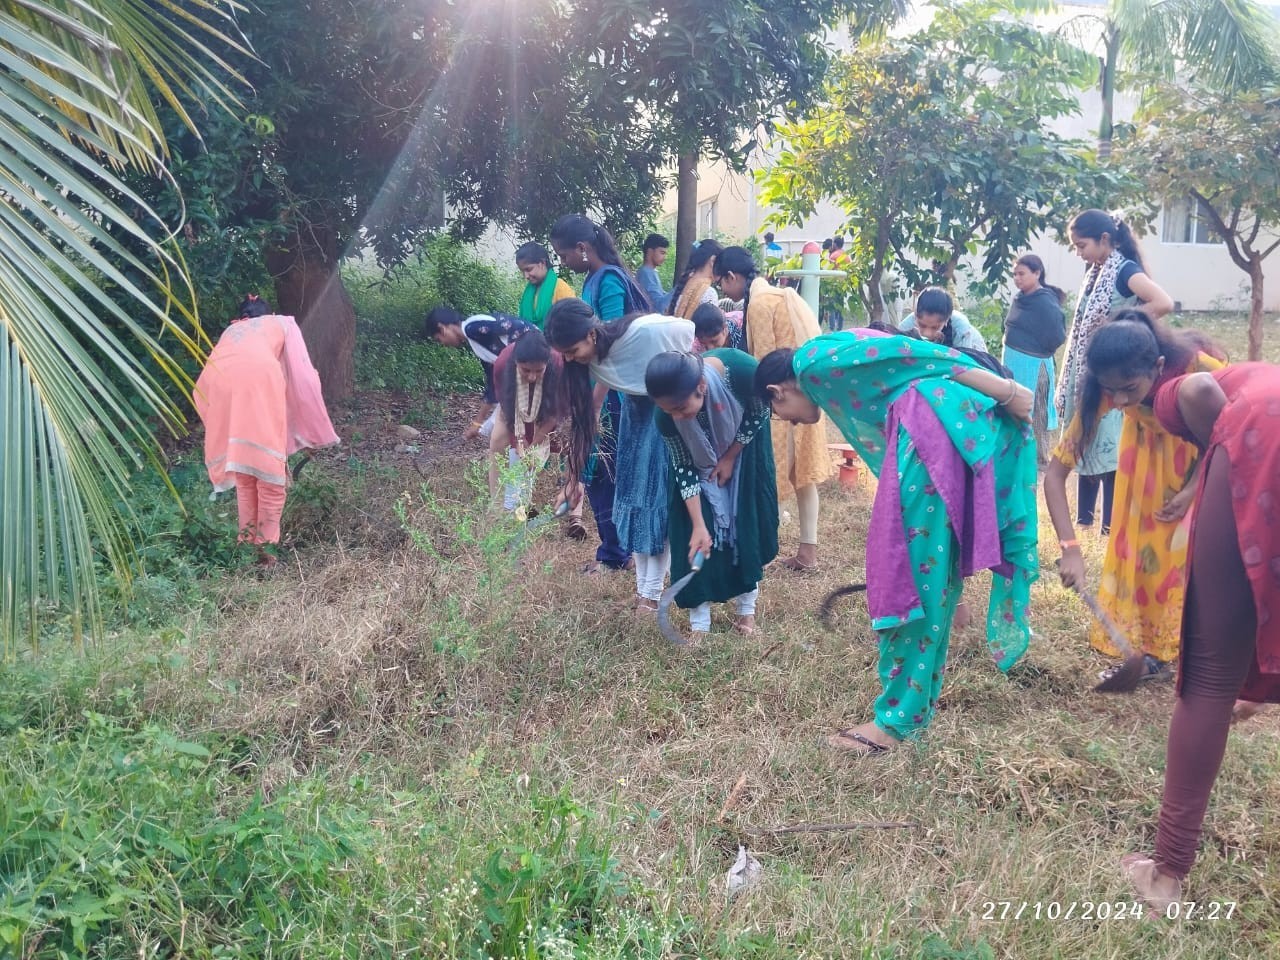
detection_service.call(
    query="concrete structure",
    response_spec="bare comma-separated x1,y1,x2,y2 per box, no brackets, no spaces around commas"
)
658,1,1273,315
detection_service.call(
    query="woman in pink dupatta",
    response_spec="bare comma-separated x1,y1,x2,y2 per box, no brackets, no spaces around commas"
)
194,295,339,562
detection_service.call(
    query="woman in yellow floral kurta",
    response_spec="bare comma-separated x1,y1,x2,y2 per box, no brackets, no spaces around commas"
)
1046,310,1224,676
714,246,832,570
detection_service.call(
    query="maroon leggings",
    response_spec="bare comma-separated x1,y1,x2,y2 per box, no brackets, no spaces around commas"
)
1155,451,1257,880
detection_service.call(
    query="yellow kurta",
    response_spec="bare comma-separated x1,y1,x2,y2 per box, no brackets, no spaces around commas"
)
1052,351,1224,661
743,277,833,500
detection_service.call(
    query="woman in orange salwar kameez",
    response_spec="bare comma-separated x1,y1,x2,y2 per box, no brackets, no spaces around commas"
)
194,295,339,561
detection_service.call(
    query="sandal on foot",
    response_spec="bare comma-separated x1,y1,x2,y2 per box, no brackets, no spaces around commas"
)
827,728,892,756
635,597,659,614
733,616,756,636
1098,655,1172,685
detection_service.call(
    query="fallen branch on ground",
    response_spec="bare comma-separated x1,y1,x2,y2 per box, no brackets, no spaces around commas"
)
740,819,917,835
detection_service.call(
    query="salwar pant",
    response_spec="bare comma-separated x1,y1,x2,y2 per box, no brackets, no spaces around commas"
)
1155,452,1257,880
234,473,287,545
689,587,758,632
1077,471,1115,530
872,455,962,740
634,547,671,602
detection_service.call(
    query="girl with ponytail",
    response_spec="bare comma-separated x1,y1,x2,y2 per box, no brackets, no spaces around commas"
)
715,245,831,571
668,238,724,320
646,348,778,643
1046,309,1224,684
546,298,695,611
1058,209,1176,535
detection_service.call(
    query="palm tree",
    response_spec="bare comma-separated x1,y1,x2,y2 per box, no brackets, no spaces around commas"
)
0,1,248,655
1062,0,1280,158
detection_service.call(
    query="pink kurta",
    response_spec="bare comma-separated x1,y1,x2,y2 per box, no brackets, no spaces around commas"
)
194,314,339,491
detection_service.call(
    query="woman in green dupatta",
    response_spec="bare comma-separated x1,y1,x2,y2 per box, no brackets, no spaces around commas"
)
756,330,1039,755
516,241,574,329
646,349,778,643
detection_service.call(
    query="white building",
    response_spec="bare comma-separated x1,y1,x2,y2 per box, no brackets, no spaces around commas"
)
658,1,1270,314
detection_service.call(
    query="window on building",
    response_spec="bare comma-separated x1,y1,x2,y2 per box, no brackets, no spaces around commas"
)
1161,196,1223,245
698,199,717,236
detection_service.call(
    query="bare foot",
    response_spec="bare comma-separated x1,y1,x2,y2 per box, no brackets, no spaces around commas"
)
952,600,973,630
827,721,900,756
1232,700,1267,724
733,614,756,635
1121,854,1182,917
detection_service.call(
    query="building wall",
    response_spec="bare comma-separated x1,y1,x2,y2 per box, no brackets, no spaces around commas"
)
659,0,1279,313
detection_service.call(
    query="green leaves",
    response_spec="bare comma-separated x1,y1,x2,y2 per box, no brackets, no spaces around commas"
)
0,1,248,654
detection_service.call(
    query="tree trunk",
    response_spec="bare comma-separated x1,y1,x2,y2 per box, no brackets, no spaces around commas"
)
266,224,356,402
674,150,699,279
1098,26,1120,161
1249,256,1265,361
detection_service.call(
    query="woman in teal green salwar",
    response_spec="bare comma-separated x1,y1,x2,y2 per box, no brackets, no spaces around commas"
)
755,330,1039,754
646,349,778,643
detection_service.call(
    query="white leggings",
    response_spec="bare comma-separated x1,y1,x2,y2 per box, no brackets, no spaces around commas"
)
796,483,820,546
634,546,671,602
689,588,759,632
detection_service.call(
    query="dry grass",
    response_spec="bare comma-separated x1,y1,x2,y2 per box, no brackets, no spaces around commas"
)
150,378,1280,959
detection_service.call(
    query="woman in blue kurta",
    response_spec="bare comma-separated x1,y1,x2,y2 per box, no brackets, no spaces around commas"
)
756,331,1038,754
646,349,778,642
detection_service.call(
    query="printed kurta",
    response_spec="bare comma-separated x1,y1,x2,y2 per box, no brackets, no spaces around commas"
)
1053,352,1224,662
743,277,833,499
657,349,778,607
794,331,1038,738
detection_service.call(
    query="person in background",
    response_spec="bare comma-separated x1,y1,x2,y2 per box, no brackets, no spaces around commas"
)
899,288,990,354
194,294,340,565
635,233,671,313
489,329,566,515
1058,208,1175,536
763,231,784,268
546,300,695,608
647,349,777,643
669,239,725,321
1048,311,1223,685
1002,254,1067,465
516,241,574,329
1121,359,1280,915
548,214,650,565
424,307,532,441
691,302,744,353
715,245,831,571
755,333,1036,754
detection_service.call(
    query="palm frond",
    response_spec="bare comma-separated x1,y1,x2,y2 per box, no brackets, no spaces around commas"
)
0,0,249,654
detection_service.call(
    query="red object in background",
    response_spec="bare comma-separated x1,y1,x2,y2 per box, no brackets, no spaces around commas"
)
828,443,860,489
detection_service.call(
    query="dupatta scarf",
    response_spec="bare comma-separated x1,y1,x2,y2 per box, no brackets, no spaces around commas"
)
672,364,744,557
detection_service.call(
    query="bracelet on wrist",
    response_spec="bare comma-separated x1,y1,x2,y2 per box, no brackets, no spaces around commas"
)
1059,539,1080,550
998,378,1017,406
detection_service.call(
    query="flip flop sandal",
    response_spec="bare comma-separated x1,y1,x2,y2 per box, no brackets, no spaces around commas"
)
827,728,891,756
1098,655,1171,684
733,618,756,636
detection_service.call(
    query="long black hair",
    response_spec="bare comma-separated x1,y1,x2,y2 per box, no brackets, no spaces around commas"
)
1015,254,1066,305
753,347,798,401
644,351,704,402
499,328,563,436
544,297,646,477
1069,209,1146,271
668,238,724,314
714,246,760,348
1077,308,1217,446
549,214,629,270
